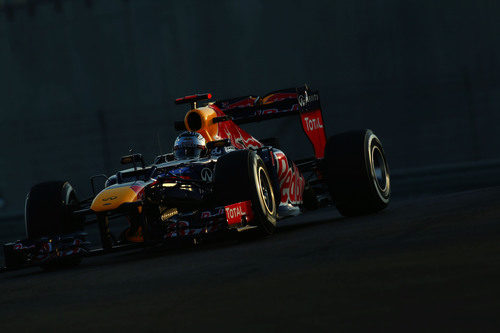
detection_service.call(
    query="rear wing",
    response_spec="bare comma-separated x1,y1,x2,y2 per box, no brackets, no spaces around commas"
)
214,85,327,158
215,86,300,124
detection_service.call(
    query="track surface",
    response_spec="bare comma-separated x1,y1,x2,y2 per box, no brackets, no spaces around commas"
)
1,187,500,332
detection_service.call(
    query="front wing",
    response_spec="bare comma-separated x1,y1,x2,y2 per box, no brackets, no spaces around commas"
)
1,200,256,271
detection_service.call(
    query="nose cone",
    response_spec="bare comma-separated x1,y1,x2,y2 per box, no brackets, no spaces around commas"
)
90,186,139,212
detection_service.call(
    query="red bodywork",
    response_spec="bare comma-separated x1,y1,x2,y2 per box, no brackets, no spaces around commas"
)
225,200,254,225
198,86,326,205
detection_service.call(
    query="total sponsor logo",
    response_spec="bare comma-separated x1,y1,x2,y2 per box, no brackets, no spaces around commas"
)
300,109,327,158
225,206,244,220
303,116,324,132
224,200,253,225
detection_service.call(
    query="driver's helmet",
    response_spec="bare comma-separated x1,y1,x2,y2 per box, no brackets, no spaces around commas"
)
173,131,206,160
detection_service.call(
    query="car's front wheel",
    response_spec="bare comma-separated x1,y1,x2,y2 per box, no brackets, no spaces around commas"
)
214,150,277,235
25,181,84,269
25,181,83,239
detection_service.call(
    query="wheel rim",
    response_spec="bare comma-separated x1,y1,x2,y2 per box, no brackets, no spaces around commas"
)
257,166,274,215
371,145,389,194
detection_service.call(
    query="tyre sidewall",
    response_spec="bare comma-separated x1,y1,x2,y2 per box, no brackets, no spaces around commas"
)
365,132,390,205
325,129,391,216
248,152,277,233
214,150,277,234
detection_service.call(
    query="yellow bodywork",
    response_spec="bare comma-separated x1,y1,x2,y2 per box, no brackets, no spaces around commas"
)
90,186,140,212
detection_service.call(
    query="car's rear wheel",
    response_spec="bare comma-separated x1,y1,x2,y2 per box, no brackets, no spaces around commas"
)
214,150,277,235
324,129,390,216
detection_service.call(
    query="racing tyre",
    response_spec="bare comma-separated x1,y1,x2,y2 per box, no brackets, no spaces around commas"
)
324,129,390,216
25,181,83,239
214,150,277,235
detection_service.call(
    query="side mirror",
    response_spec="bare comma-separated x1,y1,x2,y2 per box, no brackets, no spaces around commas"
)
153,153,175,164
120,154,145,169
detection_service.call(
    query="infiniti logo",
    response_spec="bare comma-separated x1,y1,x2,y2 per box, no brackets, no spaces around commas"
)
298,91,319,107
200,168,213,182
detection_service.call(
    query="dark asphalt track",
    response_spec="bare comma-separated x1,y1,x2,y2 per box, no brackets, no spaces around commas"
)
1,187,500,332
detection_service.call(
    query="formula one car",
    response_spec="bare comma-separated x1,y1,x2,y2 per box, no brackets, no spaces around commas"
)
2,85,390,271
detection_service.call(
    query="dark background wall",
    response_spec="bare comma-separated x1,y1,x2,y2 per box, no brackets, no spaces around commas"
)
0,0,499,216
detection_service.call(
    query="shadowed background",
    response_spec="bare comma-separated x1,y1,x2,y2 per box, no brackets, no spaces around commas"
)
1,0,499,216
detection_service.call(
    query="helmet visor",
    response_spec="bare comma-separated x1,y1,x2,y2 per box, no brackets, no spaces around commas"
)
174,146,203,160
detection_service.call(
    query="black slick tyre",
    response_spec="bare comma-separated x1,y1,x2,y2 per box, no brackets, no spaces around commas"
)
214,150,277,235
324,129,390,216
25,181,83,239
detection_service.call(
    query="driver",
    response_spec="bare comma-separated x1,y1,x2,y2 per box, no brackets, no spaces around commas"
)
173,131,207,160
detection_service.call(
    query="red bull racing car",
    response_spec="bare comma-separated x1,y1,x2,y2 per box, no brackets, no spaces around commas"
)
2,85,390,270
